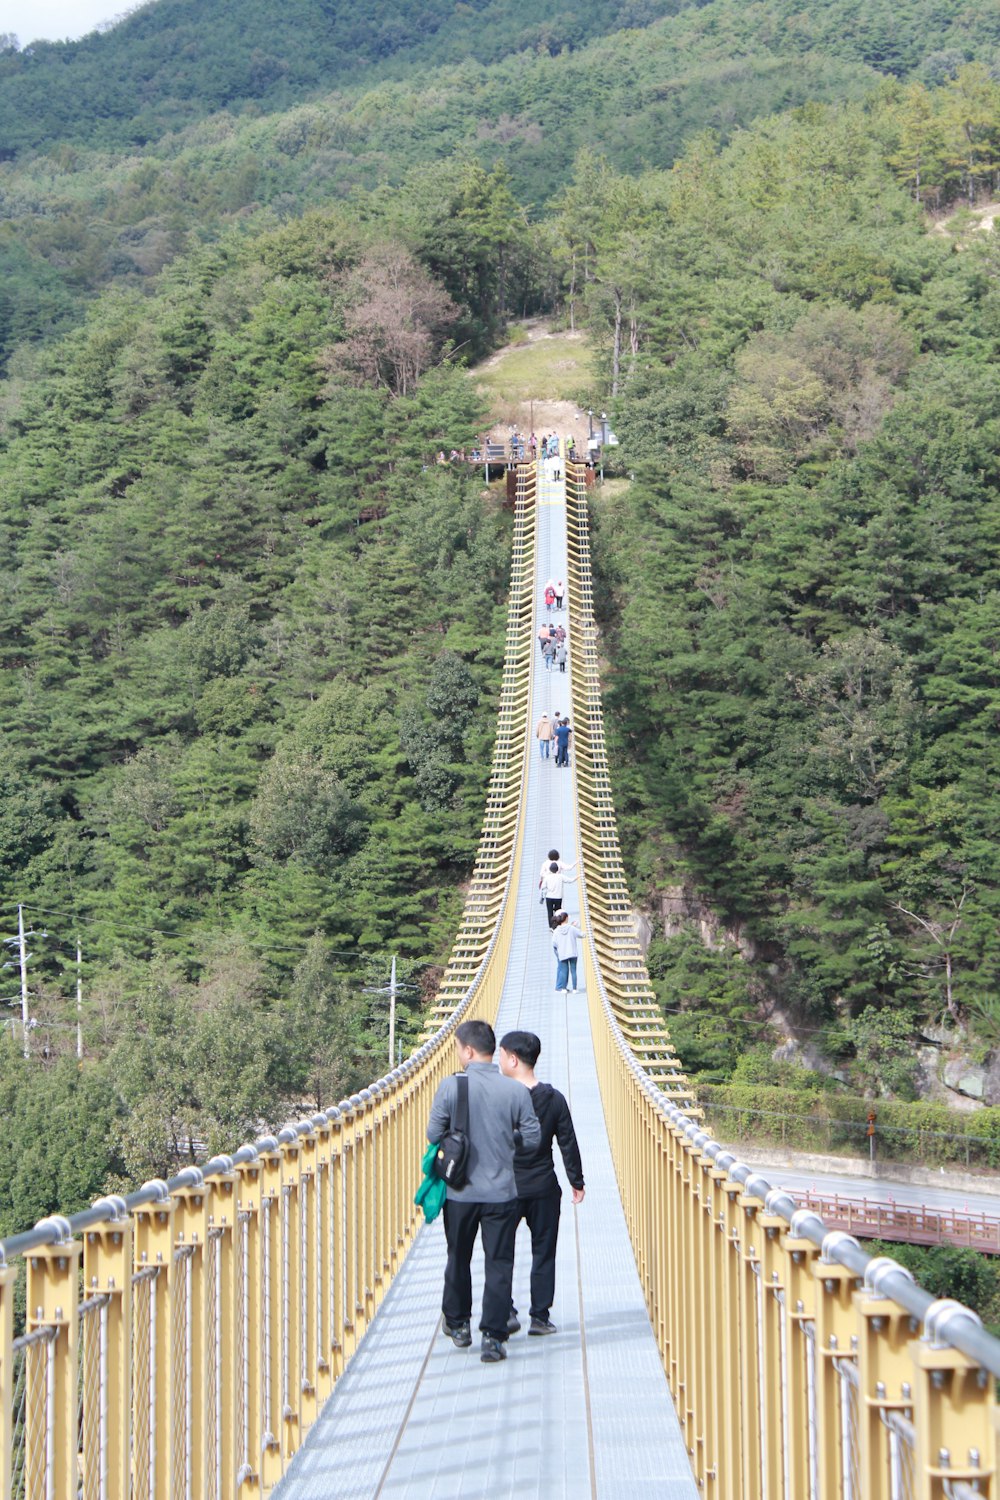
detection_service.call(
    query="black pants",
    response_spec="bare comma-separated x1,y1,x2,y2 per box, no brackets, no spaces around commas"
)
545,896,562,928
512,1187,562,1321
442,1198,519,1340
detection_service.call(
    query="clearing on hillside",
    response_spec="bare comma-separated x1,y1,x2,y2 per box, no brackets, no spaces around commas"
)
473,320,596,450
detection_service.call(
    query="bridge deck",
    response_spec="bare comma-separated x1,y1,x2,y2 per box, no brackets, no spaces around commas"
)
276,460,697,1499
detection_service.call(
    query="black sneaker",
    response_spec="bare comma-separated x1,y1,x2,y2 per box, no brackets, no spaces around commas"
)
443,1320,472,1348
481,1334,507,1363
529,1317,557,1336
507,1312,521,1335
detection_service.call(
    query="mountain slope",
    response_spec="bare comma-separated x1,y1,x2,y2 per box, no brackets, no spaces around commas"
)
0,0,690,157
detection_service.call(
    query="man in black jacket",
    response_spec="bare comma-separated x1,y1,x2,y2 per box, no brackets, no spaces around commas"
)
498,1030,585,1335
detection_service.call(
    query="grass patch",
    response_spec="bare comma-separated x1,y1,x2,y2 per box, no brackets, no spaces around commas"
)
476,327,594,404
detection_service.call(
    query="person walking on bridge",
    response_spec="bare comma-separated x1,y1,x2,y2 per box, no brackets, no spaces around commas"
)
536,714,553,759
552,910,584,993
499,1030,584,1336
427,1020,541,1364
554,717,572,767
538,848,575,883
540,861,577,929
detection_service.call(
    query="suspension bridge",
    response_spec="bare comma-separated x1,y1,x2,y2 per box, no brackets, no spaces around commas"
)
1,450,999,1499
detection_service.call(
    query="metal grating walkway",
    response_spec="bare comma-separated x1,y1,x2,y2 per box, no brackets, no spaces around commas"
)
275,459,697,1500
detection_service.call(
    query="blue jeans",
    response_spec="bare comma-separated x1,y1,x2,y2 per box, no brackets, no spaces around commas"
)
539,739,550,758
555,957,578,991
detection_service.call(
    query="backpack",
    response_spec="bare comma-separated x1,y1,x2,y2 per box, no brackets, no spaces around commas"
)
432,1072,470,1189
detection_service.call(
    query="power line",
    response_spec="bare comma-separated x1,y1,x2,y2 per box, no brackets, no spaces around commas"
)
2,905,411,962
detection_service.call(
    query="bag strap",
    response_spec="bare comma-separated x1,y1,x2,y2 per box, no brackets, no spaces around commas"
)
454,1072,469,1133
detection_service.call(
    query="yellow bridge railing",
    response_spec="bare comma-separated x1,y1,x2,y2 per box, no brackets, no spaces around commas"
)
0,467,537,1500
565,458,1000,1500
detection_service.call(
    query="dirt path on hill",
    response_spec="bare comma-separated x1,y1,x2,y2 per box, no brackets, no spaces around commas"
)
932,200,1000,237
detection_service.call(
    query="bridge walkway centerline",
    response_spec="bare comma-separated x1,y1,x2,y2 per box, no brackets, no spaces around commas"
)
275,456,697,1499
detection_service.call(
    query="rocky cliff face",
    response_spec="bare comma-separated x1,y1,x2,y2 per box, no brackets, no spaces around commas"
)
645,888,1000,1107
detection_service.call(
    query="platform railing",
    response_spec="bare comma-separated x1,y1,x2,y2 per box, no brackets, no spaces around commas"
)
0,471,538,1500
564,458,1000,1500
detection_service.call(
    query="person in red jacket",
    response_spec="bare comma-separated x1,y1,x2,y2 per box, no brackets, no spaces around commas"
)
499,1030,585,1335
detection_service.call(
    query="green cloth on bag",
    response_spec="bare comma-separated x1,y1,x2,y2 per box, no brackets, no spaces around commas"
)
415,1140,446,1222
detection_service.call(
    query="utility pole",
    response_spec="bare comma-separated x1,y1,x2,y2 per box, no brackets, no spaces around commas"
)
18,905,29,1059
76,935,83,1062
388,955,396,1072
362,956,416,1071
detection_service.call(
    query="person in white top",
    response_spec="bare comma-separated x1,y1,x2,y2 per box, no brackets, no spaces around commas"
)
540,862,577,929
552,911,585,992
538,847,575,883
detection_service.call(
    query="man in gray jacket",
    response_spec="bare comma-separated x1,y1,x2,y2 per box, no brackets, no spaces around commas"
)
427,1018,541,1363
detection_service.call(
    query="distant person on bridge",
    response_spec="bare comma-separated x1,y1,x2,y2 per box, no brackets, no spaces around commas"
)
544,582,556,611
499,1030,585,1337
552,910,585,992
540,861,577,928
554,579,565,609
555,642,567,673
536,714,553,758
554,717,572,767
538,847,575,883
537,623,551,653
542,637,555,671
427,1019,541,1364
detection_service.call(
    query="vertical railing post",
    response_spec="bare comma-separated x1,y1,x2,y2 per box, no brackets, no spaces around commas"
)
757,1211,791,1500
258,1141,283,1496
665,1123,683,1399
692,1147,715,1487
0,1262,16,1500
311,1116,334,1410
782,1233,819,1500
855,1279,917,1500
709,1168,741,1498
205,1165,237,1500
736,1194,763,1499
327,1110,346,1386
911,1313,995,1500
172,1175,211,1500
277,1128,302,1471
298,1124,320,1438
133,1183,177,1500
341,1101,362,1358
812,1244,861,1498
82,1200,133,1500
25,1220,80,1500
234,1151,263,1496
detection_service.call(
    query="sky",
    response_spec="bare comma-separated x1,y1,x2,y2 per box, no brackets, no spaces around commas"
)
3,0,124,44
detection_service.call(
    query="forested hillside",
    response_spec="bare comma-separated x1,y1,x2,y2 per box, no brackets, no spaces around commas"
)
0,0,688,156
3,0,1000,1230
577,99,1000,1099
3,0,1000,371
0,188,525,1218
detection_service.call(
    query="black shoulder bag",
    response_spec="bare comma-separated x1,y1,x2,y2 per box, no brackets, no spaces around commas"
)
433,1072,470,1189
